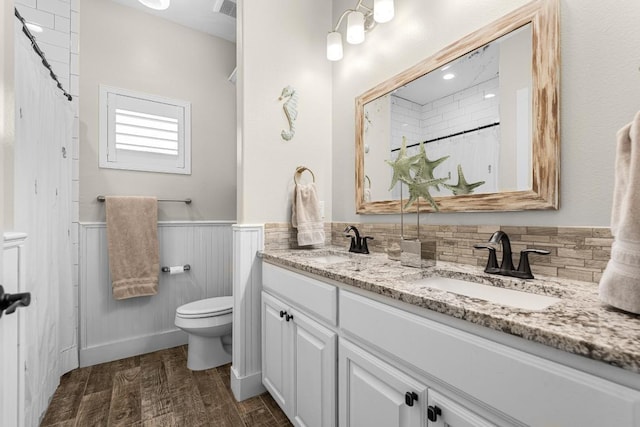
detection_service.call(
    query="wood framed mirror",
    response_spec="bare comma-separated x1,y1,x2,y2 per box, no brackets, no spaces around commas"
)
355,0,559,214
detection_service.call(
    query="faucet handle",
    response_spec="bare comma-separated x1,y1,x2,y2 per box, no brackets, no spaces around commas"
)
361,236,374,254
474,244,499,273
516,248,550,279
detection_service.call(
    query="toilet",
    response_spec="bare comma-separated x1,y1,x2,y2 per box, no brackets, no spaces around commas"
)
175,296,233,371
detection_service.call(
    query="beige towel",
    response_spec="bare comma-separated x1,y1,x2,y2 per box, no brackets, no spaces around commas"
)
291,183,325,246
106,196,160,300
599,111,640,314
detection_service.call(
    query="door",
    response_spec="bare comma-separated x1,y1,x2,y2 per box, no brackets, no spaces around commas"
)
292,308,337,427
427,390,496,427
1,243,19,427
262,291,292,412
1,234,29,427
339,338,426,427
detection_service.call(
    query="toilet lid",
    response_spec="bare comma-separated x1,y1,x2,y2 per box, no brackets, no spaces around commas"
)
176,296,233,317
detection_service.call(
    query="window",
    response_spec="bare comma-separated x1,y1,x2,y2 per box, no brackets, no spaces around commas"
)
99,85,191,174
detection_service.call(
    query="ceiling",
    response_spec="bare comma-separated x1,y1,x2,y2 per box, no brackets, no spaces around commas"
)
109,0,236,42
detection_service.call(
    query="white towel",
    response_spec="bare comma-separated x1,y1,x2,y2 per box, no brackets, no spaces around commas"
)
599,111,640,314
291,182,325,246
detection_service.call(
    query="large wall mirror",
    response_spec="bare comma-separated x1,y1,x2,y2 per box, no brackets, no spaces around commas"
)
355,0,559,214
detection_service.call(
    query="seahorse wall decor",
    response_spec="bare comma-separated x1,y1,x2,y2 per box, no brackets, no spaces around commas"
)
279,85,298,141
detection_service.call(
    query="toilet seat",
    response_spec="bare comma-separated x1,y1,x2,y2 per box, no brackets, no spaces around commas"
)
176,296,233,319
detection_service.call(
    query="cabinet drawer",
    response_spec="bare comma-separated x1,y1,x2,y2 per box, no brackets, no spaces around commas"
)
340,290,640,427
263,262,337,326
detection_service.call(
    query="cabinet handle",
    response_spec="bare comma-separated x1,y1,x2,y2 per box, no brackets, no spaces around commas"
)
405,391,418,407
427,405,442,422
279,310,287,318
285,313,294,322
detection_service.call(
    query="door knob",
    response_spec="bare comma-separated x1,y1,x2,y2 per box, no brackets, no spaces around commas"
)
0,285,31,318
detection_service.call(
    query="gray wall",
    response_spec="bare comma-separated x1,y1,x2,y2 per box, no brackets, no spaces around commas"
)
80,0,237,222
331,0,640,227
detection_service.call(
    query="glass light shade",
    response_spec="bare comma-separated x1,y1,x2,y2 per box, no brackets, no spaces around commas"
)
346,11,365,45
138,0,170,10
374,0,394,23
327,32,344,61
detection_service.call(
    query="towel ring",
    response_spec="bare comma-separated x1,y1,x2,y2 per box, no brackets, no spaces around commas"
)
294,166,315,184
365,175,371,189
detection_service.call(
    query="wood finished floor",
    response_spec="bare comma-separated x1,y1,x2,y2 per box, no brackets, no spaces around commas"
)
40,346,293,427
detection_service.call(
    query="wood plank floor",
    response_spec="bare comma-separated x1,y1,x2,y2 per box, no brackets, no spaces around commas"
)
40,346,293,427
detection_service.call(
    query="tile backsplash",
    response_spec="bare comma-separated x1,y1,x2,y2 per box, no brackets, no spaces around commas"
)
264,222,613,284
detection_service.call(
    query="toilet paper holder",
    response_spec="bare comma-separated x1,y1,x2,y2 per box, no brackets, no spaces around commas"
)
161,264,191,273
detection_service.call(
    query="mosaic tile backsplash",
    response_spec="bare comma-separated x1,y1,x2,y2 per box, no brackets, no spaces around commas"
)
264,223,613,284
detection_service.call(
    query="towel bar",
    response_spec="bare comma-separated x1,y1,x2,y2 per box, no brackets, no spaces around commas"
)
294,166,315,184
97,195,192,204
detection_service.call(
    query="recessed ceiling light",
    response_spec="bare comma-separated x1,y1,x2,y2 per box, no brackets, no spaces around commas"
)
138,0,170,10
443,73,455,80
484,93,496,99
441,65,451,71
25,22,43,33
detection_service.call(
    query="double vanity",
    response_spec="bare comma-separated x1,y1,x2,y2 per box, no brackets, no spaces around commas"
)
260,247,640,427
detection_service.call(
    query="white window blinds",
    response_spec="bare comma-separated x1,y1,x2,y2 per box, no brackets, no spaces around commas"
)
100,85,191,174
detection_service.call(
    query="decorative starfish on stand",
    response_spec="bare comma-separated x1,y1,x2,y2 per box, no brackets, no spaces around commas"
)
405,177,449,211
386,137,417,190
410,141,450,191
442,164,485,195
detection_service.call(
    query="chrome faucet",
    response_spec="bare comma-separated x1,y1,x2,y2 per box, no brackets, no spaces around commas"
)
344,226,373,254
474,231,550,279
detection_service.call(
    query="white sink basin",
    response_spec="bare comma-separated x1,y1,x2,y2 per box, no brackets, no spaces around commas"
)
414,276,561,310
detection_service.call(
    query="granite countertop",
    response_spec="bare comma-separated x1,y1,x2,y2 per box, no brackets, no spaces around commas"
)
260,246,640,374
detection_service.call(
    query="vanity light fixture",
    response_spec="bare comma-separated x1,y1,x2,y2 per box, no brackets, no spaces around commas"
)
138,0,170,11
327,0,395,61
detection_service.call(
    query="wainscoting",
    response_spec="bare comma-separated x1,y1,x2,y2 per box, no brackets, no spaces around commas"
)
79,221,234,367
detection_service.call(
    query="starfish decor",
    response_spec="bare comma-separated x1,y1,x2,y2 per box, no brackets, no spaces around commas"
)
386,137,417,191
387,137,451,212
409,141,449,191
405,177,449,211
442,164,485,195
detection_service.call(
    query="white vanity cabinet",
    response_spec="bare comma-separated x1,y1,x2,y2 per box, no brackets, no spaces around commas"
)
339,338,426,427
262,264,338,427
340,290,640,427
261,262,640,427
339,338,495,427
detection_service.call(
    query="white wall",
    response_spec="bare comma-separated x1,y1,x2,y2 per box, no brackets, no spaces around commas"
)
237,0,332,224
80,0,237,222
331,0,640,226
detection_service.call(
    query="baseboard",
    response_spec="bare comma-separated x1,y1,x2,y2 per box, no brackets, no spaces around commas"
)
79,330,188,367
230,365,266,401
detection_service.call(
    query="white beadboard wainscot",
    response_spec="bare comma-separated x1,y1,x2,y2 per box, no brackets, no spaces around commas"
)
79,221,234,367
231,224,267,401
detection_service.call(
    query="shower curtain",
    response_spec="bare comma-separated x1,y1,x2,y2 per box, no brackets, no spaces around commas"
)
14,18,77,426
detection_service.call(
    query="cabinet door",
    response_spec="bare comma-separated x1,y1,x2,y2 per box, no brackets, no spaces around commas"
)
427,390,495,427
262,291,292,413
339,339,426,427
292,308,337,427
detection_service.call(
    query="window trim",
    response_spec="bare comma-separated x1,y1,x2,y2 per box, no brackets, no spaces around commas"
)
99,85,192,175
